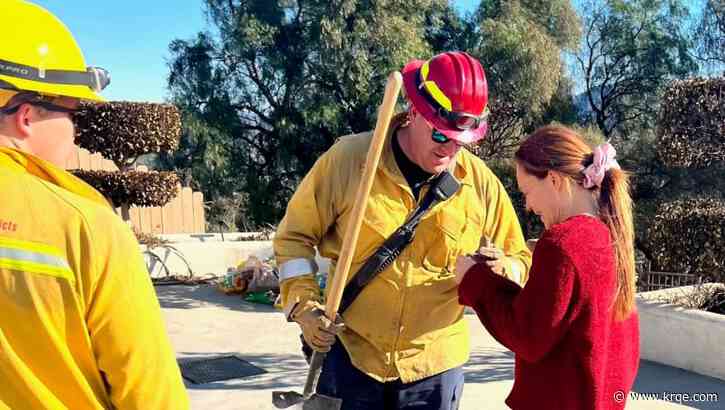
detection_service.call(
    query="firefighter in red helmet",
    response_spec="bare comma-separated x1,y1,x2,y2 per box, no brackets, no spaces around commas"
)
275,51,531,409
404,51,490,145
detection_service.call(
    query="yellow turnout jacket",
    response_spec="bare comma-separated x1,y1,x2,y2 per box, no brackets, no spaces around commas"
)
0,148,189,410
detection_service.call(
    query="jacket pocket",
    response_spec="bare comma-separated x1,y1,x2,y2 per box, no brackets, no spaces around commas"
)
421,208,482,276
421,209,464,273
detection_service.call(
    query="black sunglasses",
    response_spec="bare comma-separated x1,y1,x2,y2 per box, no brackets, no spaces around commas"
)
431,128,467,147
1,99,79,116
431,129,451,144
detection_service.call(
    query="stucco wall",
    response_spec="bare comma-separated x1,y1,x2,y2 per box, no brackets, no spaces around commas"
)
637,285,725,381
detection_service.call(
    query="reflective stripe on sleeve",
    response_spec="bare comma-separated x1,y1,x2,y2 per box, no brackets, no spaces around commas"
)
508,258,522,285
278,258,318,281
0,237,74,283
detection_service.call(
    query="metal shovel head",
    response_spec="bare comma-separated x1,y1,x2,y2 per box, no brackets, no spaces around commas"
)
272,390,342,410
272,390,303,408
302,393,343,410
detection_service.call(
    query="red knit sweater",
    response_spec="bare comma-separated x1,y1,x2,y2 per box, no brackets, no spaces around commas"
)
459,215,639,410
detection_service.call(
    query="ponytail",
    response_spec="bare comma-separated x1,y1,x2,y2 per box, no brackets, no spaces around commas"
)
599,168,636,321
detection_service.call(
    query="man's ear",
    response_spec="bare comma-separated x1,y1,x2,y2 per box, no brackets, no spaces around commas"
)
12,103,34,138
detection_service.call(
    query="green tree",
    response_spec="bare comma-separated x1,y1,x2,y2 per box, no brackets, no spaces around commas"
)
539,73,580,126
636,77,725,281
166,0,450,227
157,111,234,199
467,0,582,159
575,0,697,139
165,0,584,227
694,0,724,70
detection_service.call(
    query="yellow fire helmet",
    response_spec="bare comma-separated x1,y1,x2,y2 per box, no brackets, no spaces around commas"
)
0,0,109,102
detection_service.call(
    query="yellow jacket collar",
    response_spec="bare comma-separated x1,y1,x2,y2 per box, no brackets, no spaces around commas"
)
0,147,111,209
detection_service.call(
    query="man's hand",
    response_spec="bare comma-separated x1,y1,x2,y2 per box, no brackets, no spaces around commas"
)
292,301,345,353
478,241,507,277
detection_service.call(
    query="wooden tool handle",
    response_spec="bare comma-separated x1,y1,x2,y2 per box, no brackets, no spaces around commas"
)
324,71,403,318
483,236,492,248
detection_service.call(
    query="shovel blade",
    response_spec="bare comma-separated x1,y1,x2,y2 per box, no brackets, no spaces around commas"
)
302,393,343,410
272,391,342,410
272,390,304,408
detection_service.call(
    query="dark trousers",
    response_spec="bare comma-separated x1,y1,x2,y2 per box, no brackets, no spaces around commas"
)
316,340,464,410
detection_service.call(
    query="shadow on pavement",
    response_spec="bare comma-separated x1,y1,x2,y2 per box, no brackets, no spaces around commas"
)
462,352,725,410
156,284,277,313
633,360,725,409
178,352,309,391
464,347,515,383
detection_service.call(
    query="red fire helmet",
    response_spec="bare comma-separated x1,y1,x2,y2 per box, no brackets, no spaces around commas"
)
402,51,489,144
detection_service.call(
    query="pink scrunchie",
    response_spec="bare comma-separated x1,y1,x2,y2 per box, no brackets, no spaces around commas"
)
582,143,620,189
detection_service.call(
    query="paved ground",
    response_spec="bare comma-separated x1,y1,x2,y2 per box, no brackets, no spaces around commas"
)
158,285,725,410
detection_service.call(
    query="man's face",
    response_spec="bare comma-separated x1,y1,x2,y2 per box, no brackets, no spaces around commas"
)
24,97,79,167
407,110,464,174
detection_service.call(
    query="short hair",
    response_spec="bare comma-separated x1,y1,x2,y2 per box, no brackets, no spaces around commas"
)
0,91,55,120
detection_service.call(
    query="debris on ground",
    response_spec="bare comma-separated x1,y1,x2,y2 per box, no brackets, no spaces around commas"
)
153,274,218,286
219,256,280,304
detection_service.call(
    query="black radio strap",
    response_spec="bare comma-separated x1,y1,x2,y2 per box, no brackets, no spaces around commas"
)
338,171,460,314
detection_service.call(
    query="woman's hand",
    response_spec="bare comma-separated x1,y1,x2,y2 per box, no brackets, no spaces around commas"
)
455,254,477,284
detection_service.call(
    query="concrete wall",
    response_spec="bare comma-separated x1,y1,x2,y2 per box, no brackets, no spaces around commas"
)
143,238,330,279
637,285,725,381
144,240,273,278
156,232,272,243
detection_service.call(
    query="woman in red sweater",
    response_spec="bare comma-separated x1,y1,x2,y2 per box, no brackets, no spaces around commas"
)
456,125,640,410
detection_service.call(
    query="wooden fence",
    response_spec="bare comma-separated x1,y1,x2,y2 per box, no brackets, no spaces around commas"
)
64,147,206,234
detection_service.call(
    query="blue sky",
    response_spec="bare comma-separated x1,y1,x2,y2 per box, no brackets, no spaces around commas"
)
453,0,481,14
33,0,704,103
34,0,208,102
33,1,483,103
